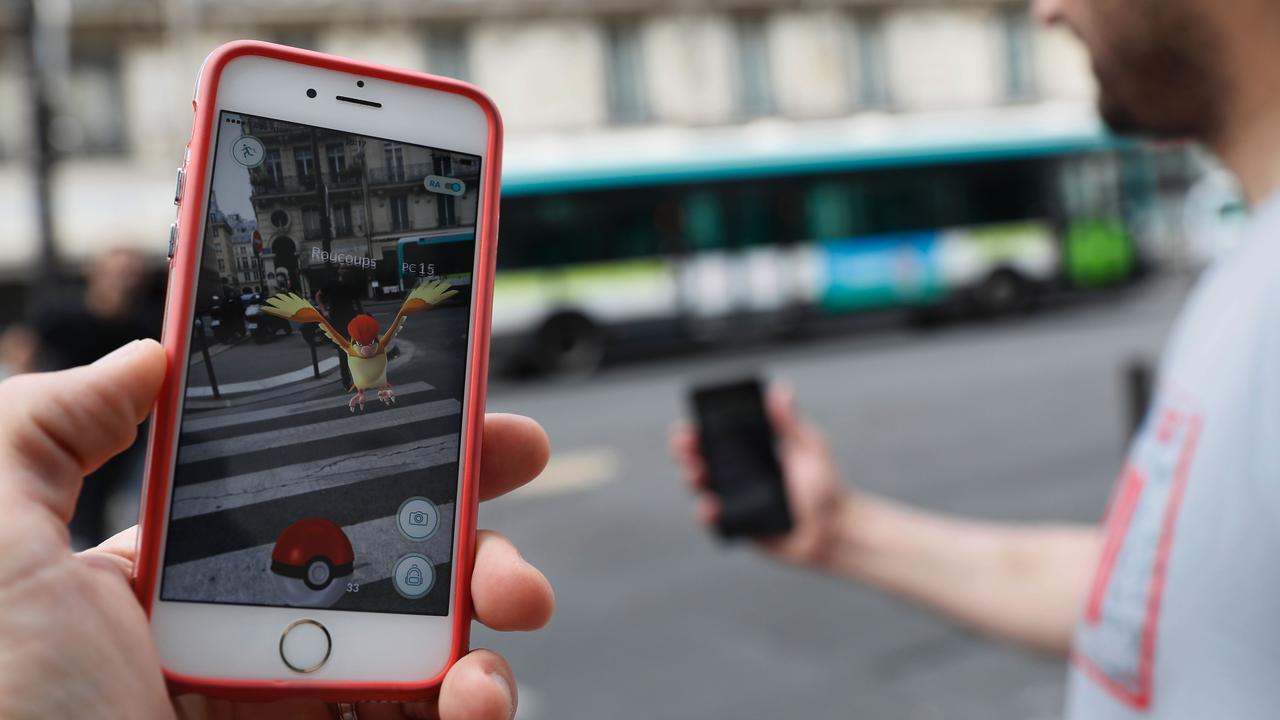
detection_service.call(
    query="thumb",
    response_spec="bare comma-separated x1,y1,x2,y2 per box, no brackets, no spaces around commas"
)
766,383,801,439
0,339,166,522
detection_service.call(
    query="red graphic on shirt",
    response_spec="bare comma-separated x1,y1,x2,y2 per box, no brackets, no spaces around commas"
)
1072,399,1202,710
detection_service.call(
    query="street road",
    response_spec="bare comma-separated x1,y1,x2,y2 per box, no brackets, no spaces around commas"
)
475,277,1194,720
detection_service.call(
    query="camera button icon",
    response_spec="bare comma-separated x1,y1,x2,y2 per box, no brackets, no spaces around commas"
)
396,496,440,541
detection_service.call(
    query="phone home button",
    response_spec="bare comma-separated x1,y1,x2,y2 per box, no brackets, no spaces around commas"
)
279,619,331,674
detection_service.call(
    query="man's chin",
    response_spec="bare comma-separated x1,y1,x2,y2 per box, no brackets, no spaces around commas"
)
1097,92,1198,141
1097,98,1144,137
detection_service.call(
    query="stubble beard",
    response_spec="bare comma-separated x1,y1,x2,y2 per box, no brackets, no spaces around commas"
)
1088,0,1226,143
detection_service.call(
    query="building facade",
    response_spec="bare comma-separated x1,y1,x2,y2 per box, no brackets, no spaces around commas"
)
0,0,1118,272
235,114,480,297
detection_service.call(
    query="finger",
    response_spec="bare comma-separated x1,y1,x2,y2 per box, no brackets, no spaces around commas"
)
90,525,139,563
479,414,550,502
765,383,799,439
0,339,166,522
471,530,554,632
438,649,516,720
695,493,721,526
73,524,140,582
669,422,708,490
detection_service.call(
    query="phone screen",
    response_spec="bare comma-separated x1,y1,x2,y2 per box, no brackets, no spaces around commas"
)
158,111,481,616
692,379,793,538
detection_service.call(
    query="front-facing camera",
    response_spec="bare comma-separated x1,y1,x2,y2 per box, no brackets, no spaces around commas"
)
306,88,317,99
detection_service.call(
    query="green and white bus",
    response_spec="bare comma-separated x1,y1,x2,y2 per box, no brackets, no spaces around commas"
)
491,130,1162,372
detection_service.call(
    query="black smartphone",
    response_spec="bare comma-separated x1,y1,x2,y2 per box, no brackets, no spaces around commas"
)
690,378,793,539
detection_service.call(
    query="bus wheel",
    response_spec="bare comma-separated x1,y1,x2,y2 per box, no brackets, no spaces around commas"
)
973,269,1031,316
535,313,605,376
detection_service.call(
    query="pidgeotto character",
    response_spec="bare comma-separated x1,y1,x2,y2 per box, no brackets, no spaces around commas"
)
263,279,458,411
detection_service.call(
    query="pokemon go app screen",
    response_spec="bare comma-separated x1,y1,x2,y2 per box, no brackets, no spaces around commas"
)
159,112,481,616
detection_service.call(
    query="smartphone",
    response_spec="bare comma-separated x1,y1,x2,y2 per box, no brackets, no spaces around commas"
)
691,379,793,538
132,41,502,701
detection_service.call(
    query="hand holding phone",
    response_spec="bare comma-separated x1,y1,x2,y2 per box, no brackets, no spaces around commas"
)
132,41,511,701
0,341,553,719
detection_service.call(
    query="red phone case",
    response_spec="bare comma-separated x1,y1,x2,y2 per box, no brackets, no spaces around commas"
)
131,40,502,702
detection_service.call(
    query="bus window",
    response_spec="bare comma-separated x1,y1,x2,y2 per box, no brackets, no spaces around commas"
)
732,184,777,248
806,178,876,240
776,187,806,245
808,181,852,240
499,189,665,269
867,171,934,234
684,190,725,251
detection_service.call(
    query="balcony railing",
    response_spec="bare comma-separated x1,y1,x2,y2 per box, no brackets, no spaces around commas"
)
303,223,360,242
251,174,317,196
250,167,364,196
367,162,432,186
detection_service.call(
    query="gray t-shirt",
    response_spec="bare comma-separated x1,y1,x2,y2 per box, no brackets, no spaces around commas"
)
1066,192,1280,717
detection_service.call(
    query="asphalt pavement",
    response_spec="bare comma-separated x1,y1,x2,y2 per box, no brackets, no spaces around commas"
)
474,276,1195,720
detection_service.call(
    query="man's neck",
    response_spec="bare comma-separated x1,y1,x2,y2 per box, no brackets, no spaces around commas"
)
1213,98,1280,206
1207,12,1280,206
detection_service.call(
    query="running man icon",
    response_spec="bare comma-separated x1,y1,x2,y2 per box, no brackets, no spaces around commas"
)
232,135,266,168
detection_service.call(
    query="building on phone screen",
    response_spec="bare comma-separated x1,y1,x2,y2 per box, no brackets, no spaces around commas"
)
234,115,479,300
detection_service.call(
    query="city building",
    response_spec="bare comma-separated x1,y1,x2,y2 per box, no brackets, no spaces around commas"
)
0,0,1199,276
237,114,479,298
204,195,236,286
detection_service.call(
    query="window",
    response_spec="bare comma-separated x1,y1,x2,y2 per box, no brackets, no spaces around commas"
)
384,142,406,182
389,195,410,230
302,206,322,240
61,46,127,154
218,259,225,271
326,142,347,178
270,209,290,228
684,191,725,251
604,20,649,124
0,43,23,160
294,146,315,185
734,14,774,118
353,204,366,234
848,13,891,109
425,25,470,80
497,189,668,270
264,149,284,186
1002,7,1037,101
433,155,457,226
333,203,353,236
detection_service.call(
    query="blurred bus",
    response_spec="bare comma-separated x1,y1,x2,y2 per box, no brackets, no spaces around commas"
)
493,131,1155,373
395,232,477,290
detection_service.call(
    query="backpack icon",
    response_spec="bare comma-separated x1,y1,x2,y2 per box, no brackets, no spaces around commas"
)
405,565,423,586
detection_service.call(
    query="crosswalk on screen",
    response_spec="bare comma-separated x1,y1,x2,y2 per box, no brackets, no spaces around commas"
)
160,111,480,615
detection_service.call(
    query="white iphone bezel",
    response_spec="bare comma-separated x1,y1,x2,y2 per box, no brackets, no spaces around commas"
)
150,53,488,683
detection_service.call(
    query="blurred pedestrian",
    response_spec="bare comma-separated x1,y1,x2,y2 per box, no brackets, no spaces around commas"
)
676,1,1280,716
25,247,159,547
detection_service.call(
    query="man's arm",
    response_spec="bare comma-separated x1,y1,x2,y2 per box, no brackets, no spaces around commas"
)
822,494,1100,655
674,388,1102,657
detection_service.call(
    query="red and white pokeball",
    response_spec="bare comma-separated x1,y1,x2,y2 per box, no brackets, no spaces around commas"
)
270,518,355,608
